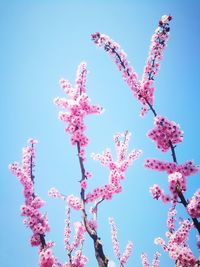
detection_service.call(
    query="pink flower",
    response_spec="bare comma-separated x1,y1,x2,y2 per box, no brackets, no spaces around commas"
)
91,15,172,116
54,62,103,158
141,253,150,267
145,158,199,177
48,187,64,199
9,140,50,248
67,194,83,210
155,219,198,266
39,248,57,267
187,189,200,218
109,217,133,265
87,132,141,202
147,116,183,152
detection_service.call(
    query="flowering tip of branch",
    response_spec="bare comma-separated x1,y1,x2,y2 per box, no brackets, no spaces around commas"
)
48,187,64,200
28,138,38,145
55,63,104,150
160,14,172,24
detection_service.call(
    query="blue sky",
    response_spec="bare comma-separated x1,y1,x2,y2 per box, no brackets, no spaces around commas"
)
1,1,200,266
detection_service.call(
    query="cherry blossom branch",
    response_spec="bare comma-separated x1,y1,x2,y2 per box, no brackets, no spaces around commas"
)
55,62,108,266
91,16,200,235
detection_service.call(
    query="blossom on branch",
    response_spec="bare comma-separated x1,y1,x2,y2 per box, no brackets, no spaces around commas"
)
54,62,103,159
109,217,133,266
147,116,183,152
9,139,50,248
86,131,142,202
91,15,172,116
141,251,161,267
187,189,200,218
155,219,199,267
145,158,199,176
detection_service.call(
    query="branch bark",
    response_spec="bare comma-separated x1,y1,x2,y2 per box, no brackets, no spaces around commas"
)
76,142,108,266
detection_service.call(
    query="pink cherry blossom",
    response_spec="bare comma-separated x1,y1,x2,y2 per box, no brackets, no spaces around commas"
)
149,172,189,204
86,132,142,203
147,116,183,152
149,184,171,204
54,62,103,156
9,139,50,248
151,252,161,267
140,15,172,116
109,217,121,259
155,219,198,267
109,217,133,266
141,251,161,267
71,250,88,267
141,253,150,267
91,15,172,116
145,158,199,177
187,189,200,218
67,194,83,210
166,207,177,233
48,187,64,199
120,241,133,266
39,248,56,267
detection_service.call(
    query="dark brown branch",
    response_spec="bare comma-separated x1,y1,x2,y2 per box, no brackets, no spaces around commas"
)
76,142,108,267
169,140,177,163
39,234,46,249
30,143,35,184
145,98,157,117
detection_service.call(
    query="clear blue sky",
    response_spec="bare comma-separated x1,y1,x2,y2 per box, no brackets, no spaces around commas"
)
1,1,200,266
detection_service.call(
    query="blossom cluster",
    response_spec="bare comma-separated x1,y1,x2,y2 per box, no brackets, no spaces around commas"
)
149,184,171,204
9,139,50,248
91,15,172,116
109,217,133,266
147,116,184,152
166,207,177,233
149,171,189,204
70,250,88,267
48,187,65,200
63,206,87,265
146,157,199,204
140,15,172,115
54,62,103,159
141,252,161,267
187,189,200,218
155,220,198,267
39,245,61,267
109,217,121,259
85,132,142,202
145,158,199,176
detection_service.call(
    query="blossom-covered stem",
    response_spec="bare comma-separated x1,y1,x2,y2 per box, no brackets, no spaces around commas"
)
29,143,46,248
177,189,200,234
92,23,200,234
167,145,200,233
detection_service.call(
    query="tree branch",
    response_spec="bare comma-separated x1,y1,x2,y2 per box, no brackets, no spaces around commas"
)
76,142,108,266
105,46,200,234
